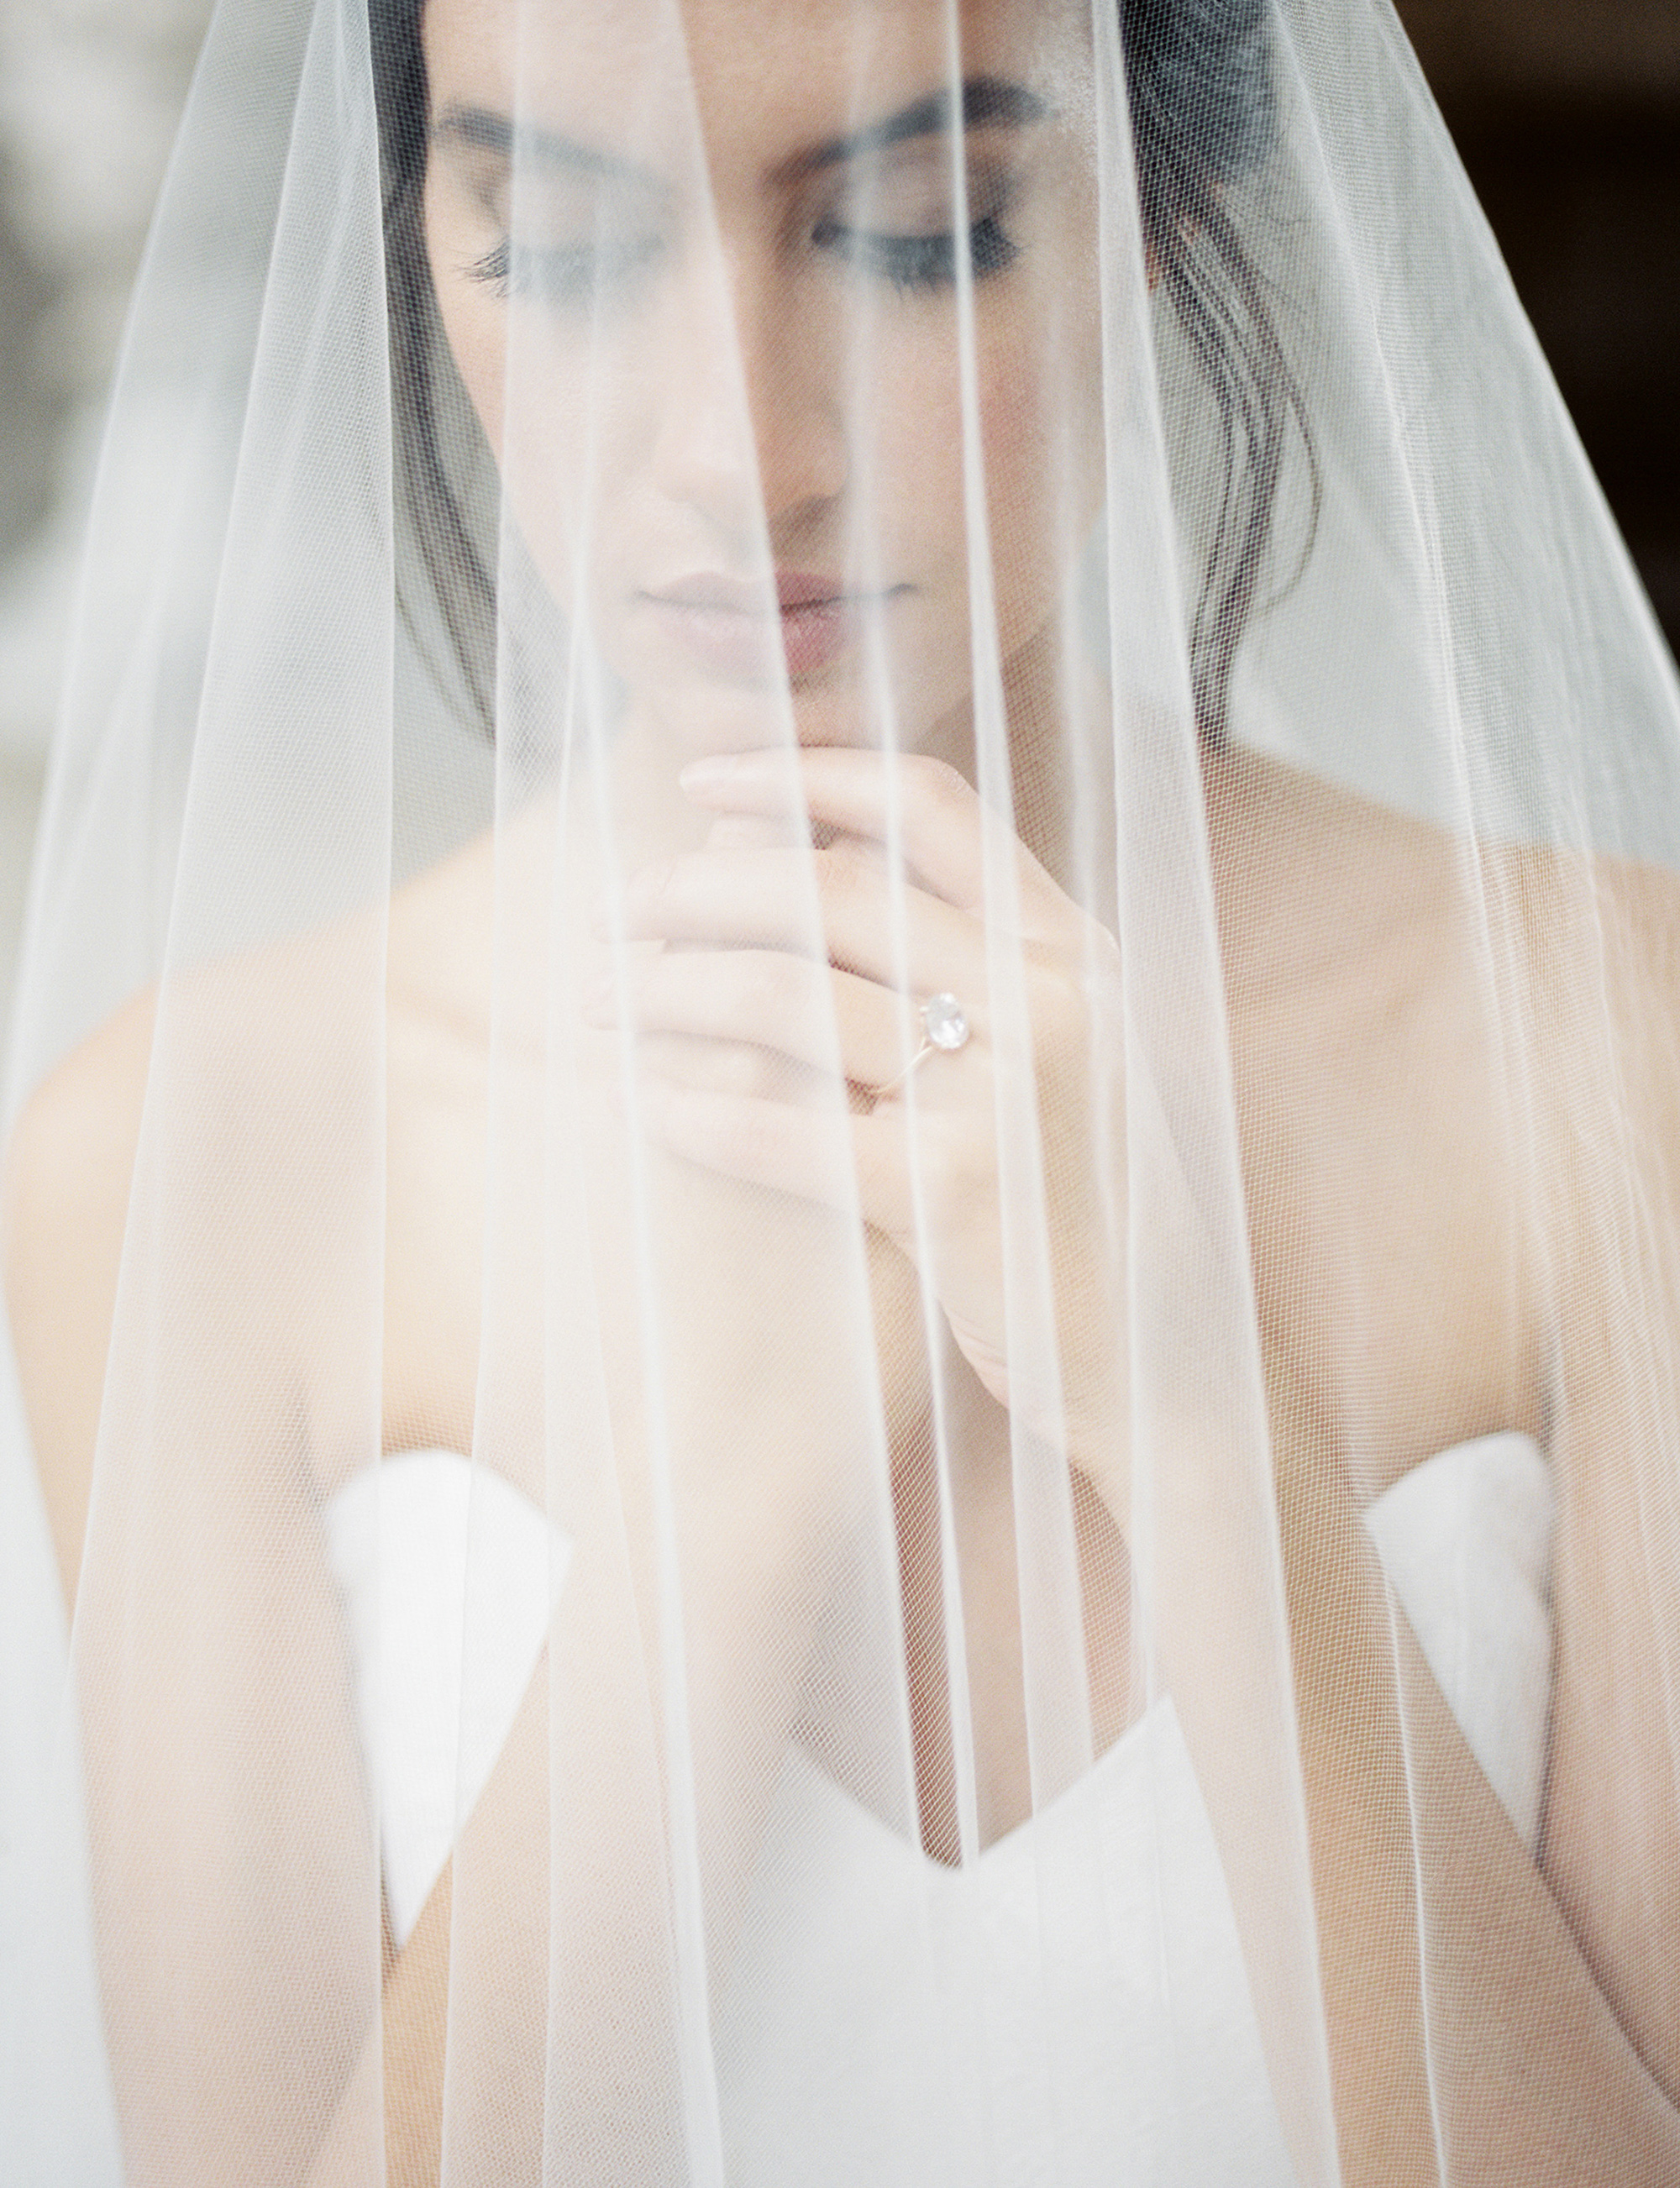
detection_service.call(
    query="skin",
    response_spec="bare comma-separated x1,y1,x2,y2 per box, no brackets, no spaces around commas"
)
6,0,1680,2180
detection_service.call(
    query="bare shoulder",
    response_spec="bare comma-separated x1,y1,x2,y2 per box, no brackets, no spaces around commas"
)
3,984,157,1230
1500,842,1680,1150
1584,848,1680,1036
3,900,412,1600
3,984,158,1602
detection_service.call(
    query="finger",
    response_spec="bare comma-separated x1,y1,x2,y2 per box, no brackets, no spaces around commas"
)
633,1074,918,1236
584,950,916,1088
621,1030,832,1109
606,845,989,1005
680,747,1075,937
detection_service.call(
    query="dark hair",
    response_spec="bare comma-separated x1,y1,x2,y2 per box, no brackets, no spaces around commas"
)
370,0,1311,741
1121,0,1315,737
372,0,499,727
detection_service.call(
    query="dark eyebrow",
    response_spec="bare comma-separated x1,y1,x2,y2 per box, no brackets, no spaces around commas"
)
432,76,1045,194
774,76,1048,182
432,103,666,194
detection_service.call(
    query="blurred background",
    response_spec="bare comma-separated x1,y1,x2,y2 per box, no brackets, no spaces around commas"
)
0,0,1677,1038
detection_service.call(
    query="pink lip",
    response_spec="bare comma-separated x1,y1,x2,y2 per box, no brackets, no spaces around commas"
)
638,570,895,679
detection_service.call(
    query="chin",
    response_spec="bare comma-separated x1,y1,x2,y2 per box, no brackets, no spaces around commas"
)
610,654,942,763
785,643,972,756
788,692,888,751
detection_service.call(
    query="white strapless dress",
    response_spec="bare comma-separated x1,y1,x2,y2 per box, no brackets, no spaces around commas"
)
325,1434,1554,2187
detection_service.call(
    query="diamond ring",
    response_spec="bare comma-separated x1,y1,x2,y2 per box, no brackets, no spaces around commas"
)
864,992,970,1101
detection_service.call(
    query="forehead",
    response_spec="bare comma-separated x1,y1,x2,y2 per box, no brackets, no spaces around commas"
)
422,0,1089,171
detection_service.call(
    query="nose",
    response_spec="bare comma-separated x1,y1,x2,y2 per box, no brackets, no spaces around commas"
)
648,239,847,548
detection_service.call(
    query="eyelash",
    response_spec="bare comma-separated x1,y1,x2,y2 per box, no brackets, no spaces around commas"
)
811,211,1021,294
465,207,1021,309
466,235,661,306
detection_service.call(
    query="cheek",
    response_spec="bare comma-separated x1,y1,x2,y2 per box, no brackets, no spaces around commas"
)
496,330,667,610
428,275,600,601
976,344,1073,640
849,299,1101,600
979,281,1105,629
861,361,966,567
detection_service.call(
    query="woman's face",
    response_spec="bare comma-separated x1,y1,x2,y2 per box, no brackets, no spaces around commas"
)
423,0,1104,760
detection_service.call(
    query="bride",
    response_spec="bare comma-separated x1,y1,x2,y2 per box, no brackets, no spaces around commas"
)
5,0,1680,2180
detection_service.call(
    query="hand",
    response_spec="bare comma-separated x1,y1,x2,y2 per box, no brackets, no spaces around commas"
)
585,747,1129,1498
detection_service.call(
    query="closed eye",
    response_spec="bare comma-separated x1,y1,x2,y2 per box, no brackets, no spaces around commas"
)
811,208,1021,294
467,230,664,307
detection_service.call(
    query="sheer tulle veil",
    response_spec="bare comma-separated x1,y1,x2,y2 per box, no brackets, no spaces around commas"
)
5,0,1680,2180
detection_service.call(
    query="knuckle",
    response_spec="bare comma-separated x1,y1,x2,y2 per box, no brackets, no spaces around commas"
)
715,1042,774,1098
744,953,801,1018
911,754,969,815
727,1101,784,1175
817,839,872,906
1031,958,1091,1049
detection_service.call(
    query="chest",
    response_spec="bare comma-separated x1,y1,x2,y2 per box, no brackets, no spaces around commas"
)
376,811,1565,1857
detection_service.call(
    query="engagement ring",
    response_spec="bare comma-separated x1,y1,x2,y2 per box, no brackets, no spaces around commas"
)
865,992,970,1100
